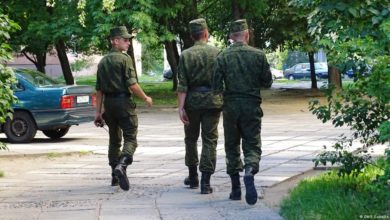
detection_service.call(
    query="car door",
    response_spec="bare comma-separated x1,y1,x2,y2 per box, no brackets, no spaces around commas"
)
293,64,305,79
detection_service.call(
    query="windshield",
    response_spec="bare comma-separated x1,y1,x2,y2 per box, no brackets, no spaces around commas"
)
17,69,62,87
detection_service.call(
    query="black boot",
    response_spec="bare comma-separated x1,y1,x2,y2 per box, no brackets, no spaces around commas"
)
114,155,133,191
200,172,213,194
229,173,241,200
184,166,199,188
111,166,119,186
243,167,258,205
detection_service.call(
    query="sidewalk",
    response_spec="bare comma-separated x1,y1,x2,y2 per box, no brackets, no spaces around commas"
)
0,106,381,219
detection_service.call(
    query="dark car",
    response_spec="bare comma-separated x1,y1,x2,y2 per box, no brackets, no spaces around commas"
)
283,62,328,80
163,68,173,80
0,69,96,143
344,65,372,79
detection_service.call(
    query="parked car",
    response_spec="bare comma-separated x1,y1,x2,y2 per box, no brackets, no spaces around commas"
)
271,68,284,80
0,69,96,143
163,68,173,80
343,65,372,79
283,62,328,80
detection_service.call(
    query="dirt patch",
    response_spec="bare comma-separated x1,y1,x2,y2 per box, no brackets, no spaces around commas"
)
262,88,327,115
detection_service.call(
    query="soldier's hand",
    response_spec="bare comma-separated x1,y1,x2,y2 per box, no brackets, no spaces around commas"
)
94,114,105,127
144,96,153,107
179,108,189,125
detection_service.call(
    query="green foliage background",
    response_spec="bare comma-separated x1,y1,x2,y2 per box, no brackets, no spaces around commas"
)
0,12,20,150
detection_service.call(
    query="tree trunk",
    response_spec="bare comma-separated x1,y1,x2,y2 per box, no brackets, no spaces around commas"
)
179,0,197,50
55,39,74,85
127,40,138,82
308,52,317,89
328,66,342,90
231,0,255,46
164,40,179,91
22,50,46,74
232,0,243,19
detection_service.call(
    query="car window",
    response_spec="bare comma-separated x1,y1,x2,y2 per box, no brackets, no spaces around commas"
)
17,69,62,87
302,64,309,69
12,82,25,92
315,63,327,69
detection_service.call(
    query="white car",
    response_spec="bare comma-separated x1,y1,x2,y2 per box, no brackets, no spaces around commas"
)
271,68,284,80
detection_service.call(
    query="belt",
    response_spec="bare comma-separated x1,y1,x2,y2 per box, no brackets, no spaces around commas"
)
189,86,211,92
104,92,130,98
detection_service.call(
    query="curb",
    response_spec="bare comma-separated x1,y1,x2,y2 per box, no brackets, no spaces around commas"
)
0,150,93,159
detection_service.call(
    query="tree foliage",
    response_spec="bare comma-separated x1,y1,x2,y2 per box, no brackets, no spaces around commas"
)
303,0,390,179
0,12,20,150
2,0,84,84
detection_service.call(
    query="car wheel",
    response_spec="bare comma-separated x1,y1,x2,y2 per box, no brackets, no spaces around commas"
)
288,75,295,80
42,126,70,139
4,111,37,143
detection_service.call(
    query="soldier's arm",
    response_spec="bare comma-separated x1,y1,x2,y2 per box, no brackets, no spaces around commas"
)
177,54,189,125
260,55,273,88
177,92,189,125
94,90,104,127
129,83,152,107
123,56,152,106
212,56,224,93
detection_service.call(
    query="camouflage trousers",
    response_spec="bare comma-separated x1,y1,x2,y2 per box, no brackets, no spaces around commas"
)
223,100,263,175
184,109,221,174
103,96,138,167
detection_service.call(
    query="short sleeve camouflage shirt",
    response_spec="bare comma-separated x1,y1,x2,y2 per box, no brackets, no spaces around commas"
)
96,48,137,94
212,42,273,103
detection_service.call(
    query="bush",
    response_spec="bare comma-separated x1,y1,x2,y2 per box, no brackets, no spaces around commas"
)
0,13,20,150
309,56,390,177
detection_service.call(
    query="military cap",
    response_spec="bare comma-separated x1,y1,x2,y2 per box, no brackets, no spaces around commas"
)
109,26,133,38
230,19,248,33
189,18,208,34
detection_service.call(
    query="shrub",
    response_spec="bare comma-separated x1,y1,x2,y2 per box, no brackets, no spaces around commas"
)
0,13,20,150
309,56,390,177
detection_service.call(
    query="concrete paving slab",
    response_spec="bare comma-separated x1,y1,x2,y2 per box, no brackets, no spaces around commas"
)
0,105,366,219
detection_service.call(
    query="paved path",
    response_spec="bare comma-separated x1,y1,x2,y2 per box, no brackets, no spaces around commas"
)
0,100,377,220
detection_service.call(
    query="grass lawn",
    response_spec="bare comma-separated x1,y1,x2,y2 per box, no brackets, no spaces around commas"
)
280,167,390,220
68,75,177,106
56,74,357,107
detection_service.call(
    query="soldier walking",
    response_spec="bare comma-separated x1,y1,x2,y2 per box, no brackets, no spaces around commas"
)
212,19,273,205
94,26,153,191
177,18,223,194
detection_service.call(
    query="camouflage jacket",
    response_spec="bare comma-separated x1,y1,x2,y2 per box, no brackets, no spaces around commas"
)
177,41,222,110
212,42,273,103
96,48,137,94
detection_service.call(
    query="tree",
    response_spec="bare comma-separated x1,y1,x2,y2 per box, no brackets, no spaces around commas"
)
0,12,20,150
79,0,191,90
3,0,87,85
202,0,322,88
300,0,390,177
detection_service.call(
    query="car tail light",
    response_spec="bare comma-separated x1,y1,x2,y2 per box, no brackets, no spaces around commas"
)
92,94,96,106
60,95,75,109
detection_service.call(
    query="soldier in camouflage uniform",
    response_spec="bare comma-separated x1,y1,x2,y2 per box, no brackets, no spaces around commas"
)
177,18,222,194
212,19,273,205
94,26,153,191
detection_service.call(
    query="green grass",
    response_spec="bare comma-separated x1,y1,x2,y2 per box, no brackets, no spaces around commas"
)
78,150,91,156
64,74,177,106
0,171,4,178
274,79,302,84
137,81,176,106
280,167,390,220
46,152,64,158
